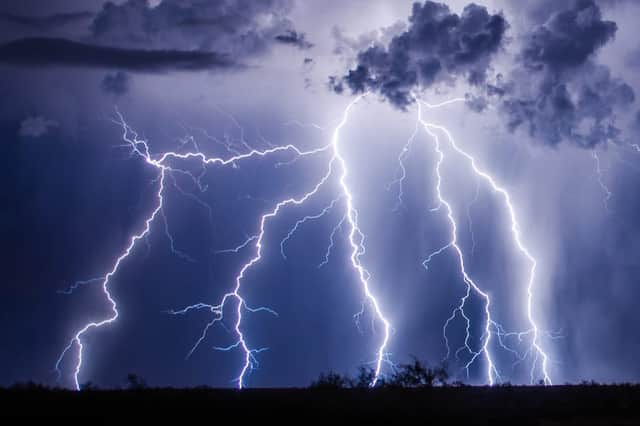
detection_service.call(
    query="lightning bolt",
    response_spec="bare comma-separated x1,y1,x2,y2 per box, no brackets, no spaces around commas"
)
279,196,343,260
55,110,328,389
56,95,392,389
170,94,390,388
55,89,549,389
413,96,551,385
466,181,480,256
416,100,496,384
386,121,420,211
591,150,612,212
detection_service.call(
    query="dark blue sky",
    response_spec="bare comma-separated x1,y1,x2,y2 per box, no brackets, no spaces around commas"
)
2,0,640,389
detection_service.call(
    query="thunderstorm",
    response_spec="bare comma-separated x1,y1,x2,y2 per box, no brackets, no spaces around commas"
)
5,6,640,423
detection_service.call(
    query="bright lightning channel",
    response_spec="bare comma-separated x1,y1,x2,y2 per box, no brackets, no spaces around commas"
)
56,110,329,389
591,150,612,212
386,120,420,212
173,94,391,388
56,96,392,390
411,96,551,385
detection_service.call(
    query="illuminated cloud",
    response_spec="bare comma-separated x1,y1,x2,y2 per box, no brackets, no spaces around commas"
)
330,1,508,108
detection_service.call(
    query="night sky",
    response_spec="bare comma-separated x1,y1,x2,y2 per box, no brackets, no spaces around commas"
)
2,0,640,389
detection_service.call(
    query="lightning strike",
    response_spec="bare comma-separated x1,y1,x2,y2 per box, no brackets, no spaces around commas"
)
318,215,347,269
467,181,480,256
56,110,326,389
591,150,612,212
57,95,392,390
416,103,497,384
413,96,552,385
386,121,420,211
172,94,390,388
55,85,548,391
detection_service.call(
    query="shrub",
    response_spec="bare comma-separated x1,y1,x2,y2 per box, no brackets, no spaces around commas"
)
310,371,351,389
126,373,147,390
388,358,449,388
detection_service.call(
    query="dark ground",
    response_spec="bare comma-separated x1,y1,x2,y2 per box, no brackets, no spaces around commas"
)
2,385,640,424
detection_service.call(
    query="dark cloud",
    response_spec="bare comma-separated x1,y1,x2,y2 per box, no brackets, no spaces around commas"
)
90,0,300,57
0,11,93,31
330,1,508,109
275,30,313,50
494,0,635,148
520,0,616,71
0,1,308,73
328,76,344,94
0,37,237,72
101,71,130,95
464,93,490,112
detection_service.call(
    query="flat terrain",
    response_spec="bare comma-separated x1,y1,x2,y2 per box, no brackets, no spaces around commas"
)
2,385,640,424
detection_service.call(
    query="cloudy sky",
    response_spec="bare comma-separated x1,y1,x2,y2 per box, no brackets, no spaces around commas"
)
2,0,640,389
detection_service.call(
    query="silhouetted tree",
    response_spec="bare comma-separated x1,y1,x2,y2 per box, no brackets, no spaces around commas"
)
353,366,377,388
389,358,449,388
80,381,98,391
310,359,449,389
126,373,147,390
10,381,43,391
310,371,350,389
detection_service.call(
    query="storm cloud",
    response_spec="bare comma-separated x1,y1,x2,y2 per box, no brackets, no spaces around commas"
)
0,37,236,72
90,0,302,58
330,1,508,109
275,30,313,50
0,0,309,73
495,0,635,148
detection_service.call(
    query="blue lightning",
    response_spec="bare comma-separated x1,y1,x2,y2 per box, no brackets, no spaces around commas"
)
55,164,166,390
56,95,392,389
591,150,612,212
388,96,552,384
57,277,104,296
55,88,551,390
318,215,347,269
173,94,391,388
466,181,480,256
417,100,497,384
386,121,420,211
415,96,552,385
160,208,197,263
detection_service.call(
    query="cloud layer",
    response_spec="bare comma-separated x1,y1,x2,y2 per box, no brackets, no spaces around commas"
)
494,0,635,148
90,0,298,57
330,0,636,148
0,0,307,73
275,30,313,50
0,37,236,72
330,1,508,108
